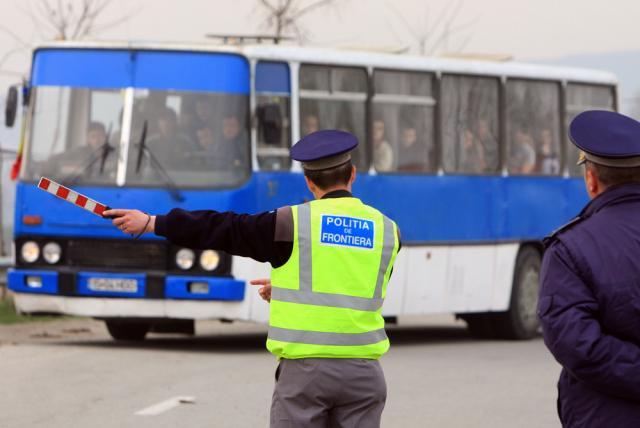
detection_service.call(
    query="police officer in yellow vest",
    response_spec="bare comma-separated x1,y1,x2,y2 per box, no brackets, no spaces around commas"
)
105,130,401,427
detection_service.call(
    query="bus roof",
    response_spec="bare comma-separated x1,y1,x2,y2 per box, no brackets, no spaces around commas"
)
34,40,618,86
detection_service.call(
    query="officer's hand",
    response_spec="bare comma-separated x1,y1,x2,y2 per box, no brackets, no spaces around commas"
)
104,209,155,236
250,278,272,303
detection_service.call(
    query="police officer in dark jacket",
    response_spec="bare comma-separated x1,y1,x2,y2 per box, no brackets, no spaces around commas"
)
539,110,640,427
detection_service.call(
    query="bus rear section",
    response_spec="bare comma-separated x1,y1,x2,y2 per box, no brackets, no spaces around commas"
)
8,46,265,340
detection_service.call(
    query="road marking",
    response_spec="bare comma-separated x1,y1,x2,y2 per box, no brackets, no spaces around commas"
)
135,396,196,416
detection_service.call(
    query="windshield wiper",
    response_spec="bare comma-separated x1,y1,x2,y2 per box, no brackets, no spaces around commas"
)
62,124,114,187
133,120,184,202
135,120,148,174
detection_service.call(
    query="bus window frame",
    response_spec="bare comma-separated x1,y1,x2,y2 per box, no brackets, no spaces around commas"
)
503,77,564,178
298,62,370,171
253,59,293,173
563,81,617,177
370,67,438,176
440,72,502,177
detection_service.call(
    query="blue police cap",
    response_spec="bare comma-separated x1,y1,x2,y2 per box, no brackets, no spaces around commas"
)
290,130,358,170
570,110,640,167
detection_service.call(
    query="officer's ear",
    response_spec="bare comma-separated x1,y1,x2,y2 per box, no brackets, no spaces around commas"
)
349,165,357,185
584,162,600,198
304,174,317,194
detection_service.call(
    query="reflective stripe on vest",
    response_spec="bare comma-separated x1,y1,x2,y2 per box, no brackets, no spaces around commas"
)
268,326,388,346
272,203,396,312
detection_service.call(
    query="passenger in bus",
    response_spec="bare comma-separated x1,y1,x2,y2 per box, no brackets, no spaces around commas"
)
194,96,215,131
219,114,248,169
195,126,215,151
148,107,194,166
302,113,320,136
460,129,486,174
178,98,199,142
46,121,115,179
186,115,247,170
474,118,498,171
140,92,168,135
510,129,536,174
397,124,428,172
372,118,394,172
538,128,560,175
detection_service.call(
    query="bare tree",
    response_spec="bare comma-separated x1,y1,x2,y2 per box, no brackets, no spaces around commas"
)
24,0,136,41
258,0,340,43
386,0,477,56
1,0,137,70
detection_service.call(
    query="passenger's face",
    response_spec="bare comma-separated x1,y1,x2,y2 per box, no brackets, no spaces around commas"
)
463,130,474,147
87,129,106,149
304,116,319,135
373,121,385,143
515,130,532,145
196,101,212,121
402,128,417,146
222,117,241,140
158,117,176,136
197,127,214,148
476,120,489,138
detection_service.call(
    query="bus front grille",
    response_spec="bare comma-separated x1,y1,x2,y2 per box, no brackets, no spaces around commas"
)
66,239,168,270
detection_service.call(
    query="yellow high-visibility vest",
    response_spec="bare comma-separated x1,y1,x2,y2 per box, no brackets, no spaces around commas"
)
268,197,399,359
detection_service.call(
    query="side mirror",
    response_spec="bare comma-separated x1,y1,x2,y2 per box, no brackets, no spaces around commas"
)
5,86,18,128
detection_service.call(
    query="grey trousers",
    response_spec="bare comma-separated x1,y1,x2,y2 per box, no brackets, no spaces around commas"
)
270,358,387,428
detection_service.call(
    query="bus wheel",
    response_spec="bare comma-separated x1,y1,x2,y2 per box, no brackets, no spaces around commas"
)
493,246,541,340
105,320,150,341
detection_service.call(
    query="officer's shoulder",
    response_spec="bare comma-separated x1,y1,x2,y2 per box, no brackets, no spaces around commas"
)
543,216,585,249
274,206,294,242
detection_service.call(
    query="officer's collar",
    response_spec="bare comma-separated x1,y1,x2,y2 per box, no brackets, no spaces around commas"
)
581,182,640,217
321,189,352,199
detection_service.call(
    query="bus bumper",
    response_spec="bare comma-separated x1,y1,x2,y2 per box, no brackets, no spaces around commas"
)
8,268,245,302
10,292,251,319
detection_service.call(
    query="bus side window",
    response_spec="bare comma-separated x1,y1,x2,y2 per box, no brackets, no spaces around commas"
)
372,70,436,174
299,64,368,171
256,61,292,171
506,80,561,176
441,75,499,175
565,84,615,176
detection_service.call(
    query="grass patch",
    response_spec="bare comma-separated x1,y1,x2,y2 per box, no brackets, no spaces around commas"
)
0,297,66,325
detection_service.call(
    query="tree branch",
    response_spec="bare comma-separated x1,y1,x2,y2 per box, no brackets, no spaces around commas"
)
291,0,335,20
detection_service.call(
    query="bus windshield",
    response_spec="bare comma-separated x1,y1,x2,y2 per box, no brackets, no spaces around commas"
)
126,89,249,188
24,87,250,188
26,86,124,186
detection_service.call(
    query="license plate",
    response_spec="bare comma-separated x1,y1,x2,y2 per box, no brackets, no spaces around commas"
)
87,277,138,293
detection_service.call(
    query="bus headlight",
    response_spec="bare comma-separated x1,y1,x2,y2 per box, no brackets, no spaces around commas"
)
21,241,40,263
175,248,195,270
42,242,62,264
199,250,220,271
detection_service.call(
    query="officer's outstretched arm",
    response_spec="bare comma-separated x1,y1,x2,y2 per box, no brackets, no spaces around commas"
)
104,209,154,236
539,242,640,402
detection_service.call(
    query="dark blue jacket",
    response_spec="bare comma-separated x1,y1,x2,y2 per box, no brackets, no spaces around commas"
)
539,183,640,427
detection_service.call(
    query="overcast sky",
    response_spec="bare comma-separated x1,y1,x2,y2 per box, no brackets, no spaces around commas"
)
1,0,639,78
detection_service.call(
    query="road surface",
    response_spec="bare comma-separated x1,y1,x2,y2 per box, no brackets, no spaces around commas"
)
0,316,561,427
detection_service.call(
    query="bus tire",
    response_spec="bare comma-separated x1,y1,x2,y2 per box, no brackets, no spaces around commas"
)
492,246,541,340
105,320,150,341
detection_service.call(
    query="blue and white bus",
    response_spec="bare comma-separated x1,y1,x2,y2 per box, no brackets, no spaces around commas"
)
5,41,617,340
